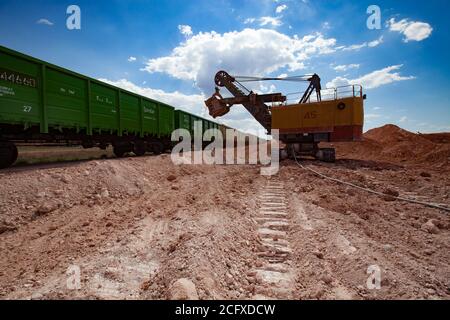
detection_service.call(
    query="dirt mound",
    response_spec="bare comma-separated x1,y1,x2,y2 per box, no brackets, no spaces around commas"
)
365,124,427,144
331,125,450,168
420,133,450,144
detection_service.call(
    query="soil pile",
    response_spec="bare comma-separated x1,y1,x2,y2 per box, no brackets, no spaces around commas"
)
331,125,450,169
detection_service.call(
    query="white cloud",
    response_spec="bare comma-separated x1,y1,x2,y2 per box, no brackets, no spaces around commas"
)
326,65,415,89
276,4,288,14
387,18,433,42
365,113,382,122
142,28,337,94
326,76,352,88
368,36,384,47
244,16,282,27
342,36,383,51
98,78,206,116
259,16,283,27
127,56,137,62
259,83,277,94
342,43,366,51
333,64,360,72
37,18,54,26
178,24,193,37
399,116,408,123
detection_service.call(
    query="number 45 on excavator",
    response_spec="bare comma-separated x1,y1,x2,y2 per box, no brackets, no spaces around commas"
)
205,71,366,162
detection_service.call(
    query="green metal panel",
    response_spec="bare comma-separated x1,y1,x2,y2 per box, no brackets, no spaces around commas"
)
158,103,174,137
45,67,88,130
201,118,216,134
190,114,203,136
142,99,158,135
117,90,122,136
139,97,143,137
86,80,92,135
0,49,41,127
40,65,48,133
0,46,214,140
120,92,140,135
90,82,119,133
174,110,191,133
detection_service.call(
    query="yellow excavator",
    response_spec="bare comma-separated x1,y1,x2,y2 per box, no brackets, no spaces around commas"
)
205,70,365,162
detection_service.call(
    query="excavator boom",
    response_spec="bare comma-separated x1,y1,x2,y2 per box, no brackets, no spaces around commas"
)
204,71,322,134
204,69,365,163
205,71,277,133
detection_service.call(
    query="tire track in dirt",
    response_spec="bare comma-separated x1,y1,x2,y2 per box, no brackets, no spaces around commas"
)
251,179,295,299
4,194,168,300
75,217,169,299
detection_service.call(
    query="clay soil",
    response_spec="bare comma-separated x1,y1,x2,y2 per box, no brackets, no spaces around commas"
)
0,125,449,300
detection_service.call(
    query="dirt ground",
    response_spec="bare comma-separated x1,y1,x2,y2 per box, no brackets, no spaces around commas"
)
15,145,113,166
0,125,449,300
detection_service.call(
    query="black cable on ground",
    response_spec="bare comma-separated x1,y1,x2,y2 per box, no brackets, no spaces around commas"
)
291,151,450,213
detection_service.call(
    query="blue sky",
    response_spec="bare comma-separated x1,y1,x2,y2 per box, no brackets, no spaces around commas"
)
0,0,449,135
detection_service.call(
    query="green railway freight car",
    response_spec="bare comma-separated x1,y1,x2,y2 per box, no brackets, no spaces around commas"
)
202,117,220,134
174,110,192,134
0,45,175,168
174,109,218,137
190,113,203,136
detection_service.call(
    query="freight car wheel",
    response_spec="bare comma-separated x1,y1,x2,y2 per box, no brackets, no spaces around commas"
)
133,140,146,156
152,142,163,155
113,147,126,158
0,142,18,169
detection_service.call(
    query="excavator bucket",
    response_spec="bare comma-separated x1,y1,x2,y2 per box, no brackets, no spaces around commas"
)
205,88,230,118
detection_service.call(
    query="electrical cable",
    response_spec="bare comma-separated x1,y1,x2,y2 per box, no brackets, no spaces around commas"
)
291,150,450,213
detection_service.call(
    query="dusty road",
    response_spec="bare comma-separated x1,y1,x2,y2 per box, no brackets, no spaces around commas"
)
0,147,449,300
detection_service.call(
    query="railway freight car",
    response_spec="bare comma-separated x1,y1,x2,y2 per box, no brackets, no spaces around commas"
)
153,110,219,143
0,45,175,168
0,45,220,168
174,109,219,141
